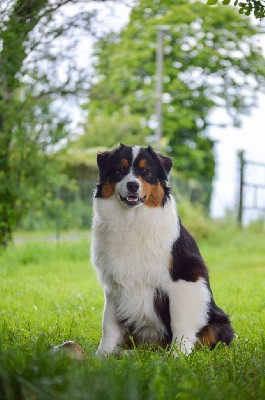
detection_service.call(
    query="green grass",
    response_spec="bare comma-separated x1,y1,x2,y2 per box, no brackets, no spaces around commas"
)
0,227,264,399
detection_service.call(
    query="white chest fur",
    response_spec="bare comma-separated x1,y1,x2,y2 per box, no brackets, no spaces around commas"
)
92,194,179,287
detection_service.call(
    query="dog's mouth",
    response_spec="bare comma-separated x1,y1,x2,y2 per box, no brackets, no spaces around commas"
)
119,194,146,207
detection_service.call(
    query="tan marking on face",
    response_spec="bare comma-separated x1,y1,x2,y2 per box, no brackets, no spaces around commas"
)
138,159,148,169
120,158,129,168
139,177,151,197
150,184,165,207
139,179,165,208
101,181,115,198
197,326,216,348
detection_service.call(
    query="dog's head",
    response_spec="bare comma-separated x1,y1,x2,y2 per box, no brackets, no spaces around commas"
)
95,144,172,208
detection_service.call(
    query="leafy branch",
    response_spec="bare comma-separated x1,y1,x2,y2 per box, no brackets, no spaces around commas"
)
207,0,265,18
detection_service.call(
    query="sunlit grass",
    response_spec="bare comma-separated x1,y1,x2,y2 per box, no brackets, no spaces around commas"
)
0,227,264,399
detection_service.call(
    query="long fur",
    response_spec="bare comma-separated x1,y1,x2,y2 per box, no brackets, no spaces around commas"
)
91,145,234,355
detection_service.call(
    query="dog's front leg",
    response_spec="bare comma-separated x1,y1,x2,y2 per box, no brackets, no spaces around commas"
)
168,279,210,355
96,290,124,356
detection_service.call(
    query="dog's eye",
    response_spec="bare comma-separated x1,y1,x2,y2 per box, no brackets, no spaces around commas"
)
141,168,150,175
117,167,127,174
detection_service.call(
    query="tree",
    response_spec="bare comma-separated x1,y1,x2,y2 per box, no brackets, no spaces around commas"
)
0,0,108,248
82,0,265,207
207,0,265,19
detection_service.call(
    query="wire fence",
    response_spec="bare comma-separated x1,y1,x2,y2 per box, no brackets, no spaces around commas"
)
237,150,265,226
17,180,96,233
16,176,213,241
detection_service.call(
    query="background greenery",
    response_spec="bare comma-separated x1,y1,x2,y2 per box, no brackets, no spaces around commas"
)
80,0,265,209
1,0,265,247
0,0,94,247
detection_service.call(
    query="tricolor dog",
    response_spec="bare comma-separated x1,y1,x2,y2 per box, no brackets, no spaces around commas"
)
91,144,234,355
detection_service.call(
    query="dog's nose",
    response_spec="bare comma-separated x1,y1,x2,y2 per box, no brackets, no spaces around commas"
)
127,181,139,193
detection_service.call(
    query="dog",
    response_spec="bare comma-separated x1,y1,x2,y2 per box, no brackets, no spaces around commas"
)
91,144,234,355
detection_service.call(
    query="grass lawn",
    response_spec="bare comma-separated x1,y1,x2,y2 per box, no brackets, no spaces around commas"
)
0,227,264,399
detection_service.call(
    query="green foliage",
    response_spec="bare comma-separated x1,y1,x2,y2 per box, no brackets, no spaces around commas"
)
0,0,95,248
177,200,216,239
0,227,265,399
0,88,70,246
81,0,265,206
0,0,63,248
78,114,147,148
207,0,265,18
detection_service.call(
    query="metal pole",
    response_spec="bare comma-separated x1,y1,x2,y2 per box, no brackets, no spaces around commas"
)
237,150,245,227
56,186,61,245
155,26,169,152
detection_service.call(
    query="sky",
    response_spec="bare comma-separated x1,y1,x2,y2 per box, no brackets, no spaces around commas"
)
60,1,265,223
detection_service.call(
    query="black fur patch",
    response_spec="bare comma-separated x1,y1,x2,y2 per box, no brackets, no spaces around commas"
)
95,145,133,197
153,288,172,344
170,220,209,282
133,147,172,183
146,146,172,179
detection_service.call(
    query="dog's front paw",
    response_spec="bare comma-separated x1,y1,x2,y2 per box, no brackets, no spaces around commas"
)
96,348,110,357
96,344,123,357
171,337,195,357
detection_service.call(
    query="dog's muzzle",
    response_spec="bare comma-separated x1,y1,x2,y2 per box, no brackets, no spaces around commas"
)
119,194,146,207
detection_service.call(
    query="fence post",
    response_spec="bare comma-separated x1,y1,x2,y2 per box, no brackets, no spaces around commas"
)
237,150,245,226
56,186,61,245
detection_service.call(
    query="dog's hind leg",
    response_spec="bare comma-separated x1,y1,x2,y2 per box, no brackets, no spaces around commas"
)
96,290,124,356
197,301,234,349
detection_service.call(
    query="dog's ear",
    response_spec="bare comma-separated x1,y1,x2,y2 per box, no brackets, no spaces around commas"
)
147,146,172,180
97,145,126,180
97,151,112,180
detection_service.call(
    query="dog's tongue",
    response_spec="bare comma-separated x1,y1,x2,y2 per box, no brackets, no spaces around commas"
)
127,196,138,202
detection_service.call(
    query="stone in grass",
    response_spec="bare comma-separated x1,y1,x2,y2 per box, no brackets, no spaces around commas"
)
51,340,86,360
